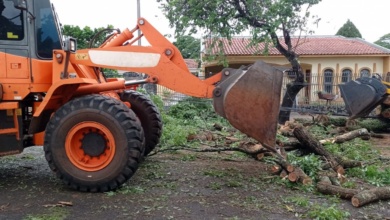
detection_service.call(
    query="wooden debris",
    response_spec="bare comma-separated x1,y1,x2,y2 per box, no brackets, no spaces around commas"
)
316,181,358,199
225,136,239,142
43,201,73,208
239,142,264,154
272,155,312,185
270,165,282,175
320,128,369,144
288,168,312,185
279,170,288,178
334,156,362,169
187,131,214,141
351,187,390,207
293,126,345,175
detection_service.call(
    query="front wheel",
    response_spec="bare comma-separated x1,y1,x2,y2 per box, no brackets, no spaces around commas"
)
44,95,143,192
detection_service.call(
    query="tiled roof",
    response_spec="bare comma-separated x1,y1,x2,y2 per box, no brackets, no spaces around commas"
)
184,59,199,68
203,36,390,56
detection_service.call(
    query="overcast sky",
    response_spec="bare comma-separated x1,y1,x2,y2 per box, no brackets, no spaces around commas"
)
51,0,388,43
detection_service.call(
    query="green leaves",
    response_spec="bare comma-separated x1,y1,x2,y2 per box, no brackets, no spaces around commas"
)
62,24,114,49
374,33,390,49
335,19,362,38
173,35,200,59
159,0,322,45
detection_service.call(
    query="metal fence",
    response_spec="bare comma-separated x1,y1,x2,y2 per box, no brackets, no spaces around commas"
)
142,73,385,115
282,73,386,106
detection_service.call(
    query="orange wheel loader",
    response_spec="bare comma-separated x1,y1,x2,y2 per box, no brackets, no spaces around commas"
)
0,0,284,192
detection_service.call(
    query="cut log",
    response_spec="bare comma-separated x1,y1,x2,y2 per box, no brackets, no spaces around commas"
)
320,128,369,144
272,154,312,185
333,128,369,143
288,168,312,185
316,182,358,199
288,172,298,182
286,164,295,173
334,156,362,169
280,170,288,178
293,126,345,174
270,165,282,175
351,187,390,207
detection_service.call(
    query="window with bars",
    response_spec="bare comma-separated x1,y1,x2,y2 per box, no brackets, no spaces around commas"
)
386,72,390,82
360,68,371,78
324,69,333,93
341,69,352,83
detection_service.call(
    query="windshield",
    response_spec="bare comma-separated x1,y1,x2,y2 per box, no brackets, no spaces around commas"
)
34,0,62,59
50,1,63,48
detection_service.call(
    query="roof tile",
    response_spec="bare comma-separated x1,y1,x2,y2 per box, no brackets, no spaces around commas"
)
204,36,390,56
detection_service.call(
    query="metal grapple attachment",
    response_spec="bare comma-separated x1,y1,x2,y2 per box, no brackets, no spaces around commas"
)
213,61,284,149
339,77,388,119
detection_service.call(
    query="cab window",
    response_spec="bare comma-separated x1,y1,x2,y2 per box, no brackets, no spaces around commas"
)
35,1,61,59
0,0,24,41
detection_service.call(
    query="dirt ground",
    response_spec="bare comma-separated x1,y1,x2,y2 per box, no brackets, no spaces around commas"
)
0,135,390,220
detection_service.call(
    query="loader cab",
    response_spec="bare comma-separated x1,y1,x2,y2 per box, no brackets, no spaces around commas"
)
0,0,62,59
0,0,62,92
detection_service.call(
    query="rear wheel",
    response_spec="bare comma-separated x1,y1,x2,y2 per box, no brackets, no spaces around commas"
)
119,90,162,156
44,95,143,192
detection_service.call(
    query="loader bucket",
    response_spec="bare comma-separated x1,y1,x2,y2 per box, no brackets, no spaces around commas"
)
213,61,283,150
339,77,388,119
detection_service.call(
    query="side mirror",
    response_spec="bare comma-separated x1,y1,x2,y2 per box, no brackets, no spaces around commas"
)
12,0,27,10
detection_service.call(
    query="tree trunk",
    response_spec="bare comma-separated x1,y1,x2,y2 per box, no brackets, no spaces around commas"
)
351,187,390,207
293,126,344,174
279,82,305,124
316,182,358,199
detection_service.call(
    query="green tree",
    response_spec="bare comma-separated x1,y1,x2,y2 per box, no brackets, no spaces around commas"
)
336,19,362,38
158,0,322,123
173,35,200,59
374,33,390,49
62,25,115,49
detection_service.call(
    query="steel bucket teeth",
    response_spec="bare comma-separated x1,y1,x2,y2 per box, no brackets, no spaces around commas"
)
213,61,283,149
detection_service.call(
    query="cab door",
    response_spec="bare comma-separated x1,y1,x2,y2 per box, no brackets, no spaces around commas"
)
0,0,30,100
0,0,29,155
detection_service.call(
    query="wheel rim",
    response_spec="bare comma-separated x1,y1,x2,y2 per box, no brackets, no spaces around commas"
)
65,122,116,172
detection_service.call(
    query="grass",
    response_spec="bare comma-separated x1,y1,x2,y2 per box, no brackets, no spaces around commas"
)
307,204,350,220
24,207,69,220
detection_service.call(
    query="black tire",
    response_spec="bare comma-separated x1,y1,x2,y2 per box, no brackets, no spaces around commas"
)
44,95,143,192
119,90,162,156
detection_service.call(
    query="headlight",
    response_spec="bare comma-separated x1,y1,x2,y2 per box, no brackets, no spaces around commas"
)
64,37,77,53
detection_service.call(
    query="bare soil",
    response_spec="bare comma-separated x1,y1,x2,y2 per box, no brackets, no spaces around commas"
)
0,135,390,220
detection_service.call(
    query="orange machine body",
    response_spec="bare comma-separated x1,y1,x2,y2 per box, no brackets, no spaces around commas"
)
0,0,220,155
